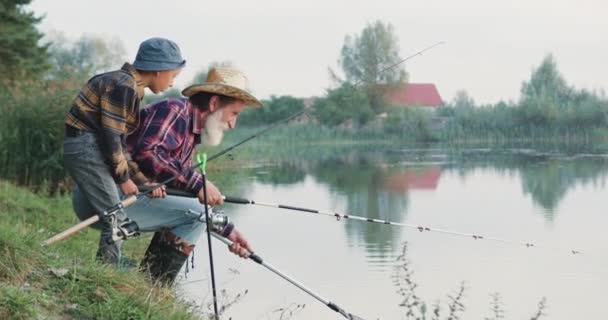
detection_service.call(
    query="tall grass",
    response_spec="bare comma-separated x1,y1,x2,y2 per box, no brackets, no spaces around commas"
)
0,82,75,194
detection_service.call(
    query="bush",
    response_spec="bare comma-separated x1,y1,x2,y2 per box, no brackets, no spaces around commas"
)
237,95,305,126
313,84,375,127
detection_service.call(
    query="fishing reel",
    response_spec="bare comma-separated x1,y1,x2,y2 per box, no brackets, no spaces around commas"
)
189,207,230,233
111,218,140,242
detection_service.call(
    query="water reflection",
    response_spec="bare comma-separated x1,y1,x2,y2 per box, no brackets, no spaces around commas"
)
194,145,608,320
224,146,608,248
252,161,306,185
312,156,424,253
446,149,608,219
519,158,608,218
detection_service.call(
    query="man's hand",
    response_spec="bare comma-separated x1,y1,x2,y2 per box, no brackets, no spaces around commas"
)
144,182,166,198
119,179,138,195
197,180,223,205
227,228,252,259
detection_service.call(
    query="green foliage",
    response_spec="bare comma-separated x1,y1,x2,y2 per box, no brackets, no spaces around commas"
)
520,54,571,106
384,107,437,142
238,95,305,126
0,35,132,193
48,34,127,82
0,82,75,194
313,84,375,126
339,20,408,110
513,54,600,128
0,0,50,82
0,287,39,320
436,56,608,143
339,20,407,85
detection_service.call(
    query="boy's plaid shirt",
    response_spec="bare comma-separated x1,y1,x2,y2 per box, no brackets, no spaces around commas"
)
127,98,205,194
65,63,147,184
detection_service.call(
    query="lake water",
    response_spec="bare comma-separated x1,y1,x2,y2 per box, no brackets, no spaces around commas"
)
181,145,608,320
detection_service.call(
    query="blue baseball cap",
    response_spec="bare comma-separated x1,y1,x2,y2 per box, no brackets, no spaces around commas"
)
132,37,186,71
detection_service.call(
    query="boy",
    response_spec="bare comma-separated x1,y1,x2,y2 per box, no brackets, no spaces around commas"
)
63,37,184,264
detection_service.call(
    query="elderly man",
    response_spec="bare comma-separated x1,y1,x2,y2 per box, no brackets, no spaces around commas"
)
74,66,261,284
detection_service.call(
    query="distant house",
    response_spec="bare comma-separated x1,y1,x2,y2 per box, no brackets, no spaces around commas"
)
381,83,444,108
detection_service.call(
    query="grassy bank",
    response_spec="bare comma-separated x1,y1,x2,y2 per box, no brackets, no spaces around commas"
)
0,181,198,319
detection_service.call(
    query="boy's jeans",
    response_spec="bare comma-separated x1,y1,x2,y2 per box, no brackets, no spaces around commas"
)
63,133,126,264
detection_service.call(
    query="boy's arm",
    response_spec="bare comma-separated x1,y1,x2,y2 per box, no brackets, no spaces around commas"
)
127,151,149,185
99,84,138,184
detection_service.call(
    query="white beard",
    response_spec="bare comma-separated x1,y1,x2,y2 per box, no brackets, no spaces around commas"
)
202,108,229,146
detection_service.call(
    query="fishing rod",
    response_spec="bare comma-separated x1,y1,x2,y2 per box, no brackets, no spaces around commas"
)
210,231,366,320
158,188,582,255
222,196,582,255
41,110,306,247
351,41,446,87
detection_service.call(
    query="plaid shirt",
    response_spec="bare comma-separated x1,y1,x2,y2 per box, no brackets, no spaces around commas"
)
65,63,147,184
127,98,205,194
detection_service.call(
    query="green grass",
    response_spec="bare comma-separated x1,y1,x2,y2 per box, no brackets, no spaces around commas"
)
0,181,199,320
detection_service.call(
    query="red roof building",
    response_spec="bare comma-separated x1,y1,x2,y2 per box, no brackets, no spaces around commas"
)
382,83,444,107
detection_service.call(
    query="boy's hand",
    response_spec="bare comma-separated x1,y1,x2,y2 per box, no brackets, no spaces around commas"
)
119,179,139,195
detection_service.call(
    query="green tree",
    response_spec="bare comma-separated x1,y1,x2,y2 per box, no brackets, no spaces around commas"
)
48,34,126,82
339,21,408,110
0,0,50,82
520,54,571,106
517,55,571,125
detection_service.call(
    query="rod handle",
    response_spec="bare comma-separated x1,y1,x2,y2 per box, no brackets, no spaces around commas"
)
42,196,137,247
223,196,251,204
121,195,137,207
42,215,100,247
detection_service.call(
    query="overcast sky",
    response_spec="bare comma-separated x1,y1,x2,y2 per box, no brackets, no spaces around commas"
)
29,0,607,104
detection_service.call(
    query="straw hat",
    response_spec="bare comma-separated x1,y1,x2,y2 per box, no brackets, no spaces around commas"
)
182,67,262,107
